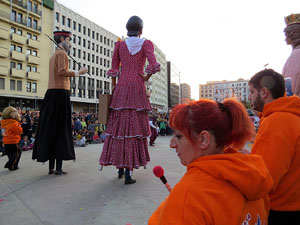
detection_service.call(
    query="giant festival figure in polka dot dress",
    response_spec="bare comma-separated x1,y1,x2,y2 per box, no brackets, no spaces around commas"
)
99,16,160,184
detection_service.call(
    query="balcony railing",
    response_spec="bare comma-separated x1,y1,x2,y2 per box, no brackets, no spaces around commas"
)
10,0,42,16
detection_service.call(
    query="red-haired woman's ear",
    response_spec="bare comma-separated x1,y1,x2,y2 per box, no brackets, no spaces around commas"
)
197,130,210,149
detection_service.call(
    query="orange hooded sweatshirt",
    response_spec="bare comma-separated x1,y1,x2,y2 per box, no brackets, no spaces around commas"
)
1,119,23,144
251,95,300,211
149,150,273,225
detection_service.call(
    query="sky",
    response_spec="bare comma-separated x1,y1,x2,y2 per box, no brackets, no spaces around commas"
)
57,0,300,99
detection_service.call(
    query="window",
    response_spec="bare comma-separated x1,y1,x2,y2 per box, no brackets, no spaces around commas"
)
32,19,37,29
73,62,76,70
33,3,38,13
87,53,90,61
32,66,37,72
32,82,37,93
107,60,110,68
96,44,98,53
96,68,99,76
10,44,16,51
10,27,16,33
107,50,109,57
32,50,37,56
73,21,76,30
83,51,86,60
73,48,76,57
104,37,106,44
16,63,22,70
78,49,81,58
16,29,22,35
83,26,86,35
92,54,94,63
78,36,81,45
111,40,113,47
78,23,81,32
32,34,37,40
26,82,31,92
83,39,86,47
92,31,94,39
11,10,16,21
88,41,90,49
27,65,31,72
10,79,15,90
67,18,71,28
62,15,65,25
96,33,99,40
56,12,59,22
100,46,102,54
16,46,22,53
88,28,90,37
27,17,32,27
73,35,76,44
27,32,32,39
92,67,94,75
28,1,32,11
10,61,16,68
92,43,94,51
104,48,106,55
100,35,102,42
100,58,102,65
0,78,4,89
17,12,22,23
96,56,99,64
17,80,22,91
107,38,110,46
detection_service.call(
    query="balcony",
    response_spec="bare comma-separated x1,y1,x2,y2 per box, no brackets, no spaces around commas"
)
10,68,26,78
11,33,26,45
0,28,9,40
27,38,40,49
0,47,9,58
27,71,40,80
0,65,9,76
27,55,40,64
11,51,26,61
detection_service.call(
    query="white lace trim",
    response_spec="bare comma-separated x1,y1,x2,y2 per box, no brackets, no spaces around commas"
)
125,37,145,55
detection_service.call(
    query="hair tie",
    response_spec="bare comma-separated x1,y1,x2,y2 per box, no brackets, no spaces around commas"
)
216,101,225,111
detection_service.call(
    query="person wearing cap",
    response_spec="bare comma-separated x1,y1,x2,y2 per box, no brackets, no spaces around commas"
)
1,106,23,171
32,31,88,175
283,14,300,96
99,16,160,184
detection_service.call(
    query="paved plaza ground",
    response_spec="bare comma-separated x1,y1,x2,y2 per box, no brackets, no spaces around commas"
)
0,136,186,225
0,136,253,225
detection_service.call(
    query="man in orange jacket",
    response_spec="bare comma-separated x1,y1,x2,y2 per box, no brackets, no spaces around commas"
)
248,69,300,224
1,106,23,170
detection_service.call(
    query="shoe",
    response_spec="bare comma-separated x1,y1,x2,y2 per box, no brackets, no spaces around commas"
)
55,170,67,175
124,178,136,185
150,144,154,146
9,167,19,171
48,170,54,175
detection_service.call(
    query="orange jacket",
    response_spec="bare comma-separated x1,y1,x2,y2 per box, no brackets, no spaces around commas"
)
149,150,273,225
251,96,300,211
1,119,23,144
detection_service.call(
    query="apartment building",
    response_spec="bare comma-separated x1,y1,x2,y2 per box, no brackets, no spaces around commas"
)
148,43,168,112
54,1,119,112
199,78,249,102
0,0,54,111
180,83,191,104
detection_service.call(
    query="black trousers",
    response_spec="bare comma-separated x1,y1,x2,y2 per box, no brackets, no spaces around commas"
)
49,159,63,172
4,144,21,170
269,210,300,225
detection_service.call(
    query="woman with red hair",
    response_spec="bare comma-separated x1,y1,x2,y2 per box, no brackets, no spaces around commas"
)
149,99,273,225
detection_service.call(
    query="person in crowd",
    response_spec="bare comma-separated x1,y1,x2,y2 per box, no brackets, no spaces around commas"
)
149,115,157,146
20,135,33,151
99,131,106,143
149,99,273,225
248,69,300,224
32,30,88,175
74,118,82,133
76,131,86,147
92,131,101,144
99,15,160,184
1,106,23,171
282,13,300,96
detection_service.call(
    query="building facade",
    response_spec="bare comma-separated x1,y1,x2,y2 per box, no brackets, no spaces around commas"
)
199,78,249,102
0,0,54,111
54,1,119,112
167,61,180,109
180,83,191,104
148,43,168,112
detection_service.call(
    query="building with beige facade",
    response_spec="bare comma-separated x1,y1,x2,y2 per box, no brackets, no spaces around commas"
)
148,43,168,112
0,0,54,111
54,1,119,112
167,61,180,109
199,78,249,102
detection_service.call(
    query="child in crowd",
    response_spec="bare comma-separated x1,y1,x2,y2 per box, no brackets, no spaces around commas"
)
92,131,101,144
76,131,86,147
20,135,33,151
100,131,106,143
1,106,23,170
